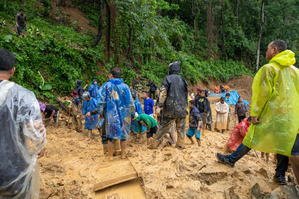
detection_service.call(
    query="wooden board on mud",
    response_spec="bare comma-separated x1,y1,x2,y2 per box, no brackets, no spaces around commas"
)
94,160,138,191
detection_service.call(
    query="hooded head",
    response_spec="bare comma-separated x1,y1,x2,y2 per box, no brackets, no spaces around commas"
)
93,79,98,85
270,50,296,67
134,112,139,119
72,90,78,97
168,61,181,75
83,91,91,100
76,80,82,87
39,102,46,112
266,40,296,67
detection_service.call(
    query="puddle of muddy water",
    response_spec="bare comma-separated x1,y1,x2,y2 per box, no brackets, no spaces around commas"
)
95,179,145,199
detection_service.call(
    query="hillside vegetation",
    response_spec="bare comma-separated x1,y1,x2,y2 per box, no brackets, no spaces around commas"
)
1,0,298,101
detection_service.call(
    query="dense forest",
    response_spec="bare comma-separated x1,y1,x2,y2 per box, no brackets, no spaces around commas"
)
1,0,299,101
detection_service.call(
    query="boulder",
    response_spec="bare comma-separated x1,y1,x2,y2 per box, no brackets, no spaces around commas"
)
269,185,298,199
251,183,270,199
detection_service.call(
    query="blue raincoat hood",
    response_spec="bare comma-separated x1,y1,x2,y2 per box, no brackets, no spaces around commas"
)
109,78,123,84
93,79,98,85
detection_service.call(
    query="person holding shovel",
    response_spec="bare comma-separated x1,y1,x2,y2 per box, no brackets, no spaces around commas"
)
39,102,59,128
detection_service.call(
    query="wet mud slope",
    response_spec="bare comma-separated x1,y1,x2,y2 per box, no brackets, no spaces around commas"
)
38,76,298,198
38,108,298,199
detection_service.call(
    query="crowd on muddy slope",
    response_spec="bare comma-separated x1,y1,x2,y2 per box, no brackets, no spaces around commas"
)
1,39,299,199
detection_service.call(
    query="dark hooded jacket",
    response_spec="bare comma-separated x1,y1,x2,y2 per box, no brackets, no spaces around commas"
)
75,80,84,100
194,95,210,114
160,61,188,118
146,81,158,92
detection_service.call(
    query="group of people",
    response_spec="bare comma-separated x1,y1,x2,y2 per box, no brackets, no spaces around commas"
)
214,84,229,93
1,39,299,198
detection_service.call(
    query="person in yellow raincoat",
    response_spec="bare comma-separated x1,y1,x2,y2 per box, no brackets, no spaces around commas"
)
186,90,192,124
216,40,299,185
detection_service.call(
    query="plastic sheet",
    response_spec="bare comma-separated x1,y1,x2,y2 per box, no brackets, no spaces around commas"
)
209,91,250,108
97,79,134,140
243,50,299,157
82,97,99,130
0,80,47,198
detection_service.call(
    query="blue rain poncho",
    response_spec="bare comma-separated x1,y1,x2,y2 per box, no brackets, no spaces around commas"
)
88,79,100,99
97,78,135,140
131,99,147,133
0,81,47,199
82,97,99,130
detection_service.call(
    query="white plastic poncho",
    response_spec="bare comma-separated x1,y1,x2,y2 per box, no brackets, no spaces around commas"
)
215,102,229,130
0,80,47,199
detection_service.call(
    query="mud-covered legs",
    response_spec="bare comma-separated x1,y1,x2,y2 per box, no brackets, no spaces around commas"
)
149,117,186,149
121,140,127,159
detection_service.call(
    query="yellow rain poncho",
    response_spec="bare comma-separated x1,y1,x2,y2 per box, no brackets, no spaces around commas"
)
243,50,299,157
186,95,192,123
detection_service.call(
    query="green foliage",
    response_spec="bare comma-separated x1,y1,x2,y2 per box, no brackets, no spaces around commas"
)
0,0,104,100
1,0,258,102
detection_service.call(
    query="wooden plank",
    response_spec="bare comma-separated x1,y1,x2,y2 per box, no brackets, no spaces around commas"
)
93,160,138,192
94,172,137,191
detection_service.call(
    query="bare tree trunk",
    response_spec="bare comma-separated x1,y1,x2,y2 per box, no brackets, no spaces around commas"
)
192,0,199,38
93,0,104,46
111,3,119,65
256,0,265,72
128,24,133,58
221,0,226,59
148,40,152,63
234,0,240,25
207,0,213,59
104,0,111,63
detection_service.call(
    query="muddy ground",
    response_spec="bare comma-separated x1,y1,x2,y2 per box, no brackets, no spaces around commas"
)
38,75,298,198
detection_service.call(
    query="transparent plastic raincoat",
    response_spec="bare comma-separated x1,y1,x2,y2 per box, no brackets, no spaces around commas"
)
243,50,299,157
82,97,99,129
131,98,147,133
88,79,100,99
0,81,47,198
97,79,134,140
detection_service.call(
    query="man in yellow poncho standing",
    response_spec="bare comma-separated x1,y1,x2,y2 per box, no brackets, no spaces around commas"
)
216,40,299,185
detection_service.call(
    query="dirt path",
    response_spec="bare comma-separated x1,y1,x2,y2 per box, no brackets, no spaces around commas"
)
50,0,97,34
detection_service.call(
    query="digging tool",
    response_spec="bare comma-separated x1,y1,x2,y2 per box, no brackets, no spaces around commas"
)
67,110,71,129
52,94,71,114
254,150,259,158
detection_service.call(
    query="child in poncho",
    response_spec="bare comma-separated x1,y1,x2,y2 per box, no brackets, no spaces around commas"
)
225,117,252,151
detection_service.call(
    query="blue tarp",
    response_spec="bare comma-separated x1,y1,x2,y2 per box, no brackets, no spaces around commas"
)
209,91,250,108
